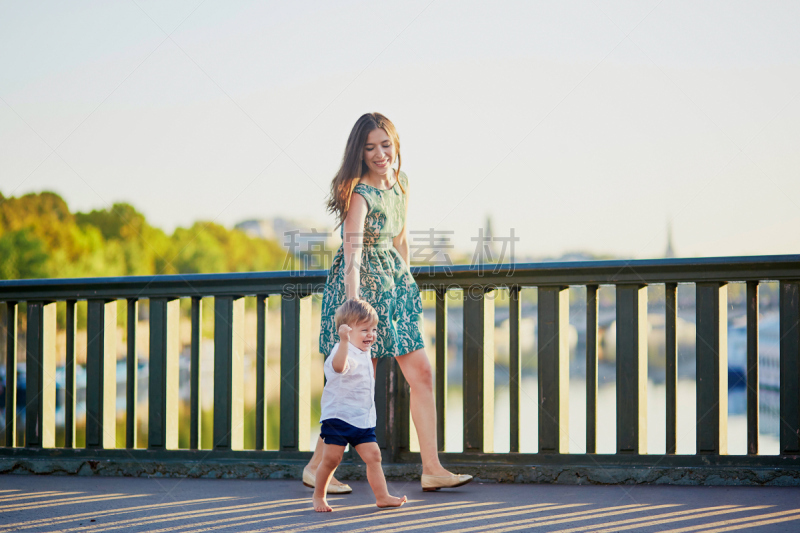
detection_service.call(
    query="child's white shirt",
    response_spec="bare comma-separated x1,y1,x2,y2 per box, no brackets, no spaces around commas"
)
320,342,377,429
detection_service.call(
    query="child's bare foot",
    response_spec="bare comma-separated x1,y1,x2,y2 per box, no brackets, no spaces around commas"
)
376,495,407,509
313,495,332,512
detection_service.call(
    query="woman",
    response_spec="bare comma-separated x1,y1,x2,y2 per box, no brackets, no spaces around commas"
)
302,113,472,493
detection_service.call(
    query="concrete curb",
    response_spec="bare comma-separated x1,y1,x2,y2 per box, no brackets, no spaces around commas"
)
2,458,800,486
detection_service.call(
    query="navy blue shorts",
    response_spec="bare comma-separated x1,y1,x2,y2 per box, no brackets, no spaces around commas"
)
320,418,377,448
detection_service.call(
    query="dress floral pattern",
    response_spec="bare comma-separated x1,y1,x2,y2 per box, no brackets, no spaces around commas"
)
320,171,425,359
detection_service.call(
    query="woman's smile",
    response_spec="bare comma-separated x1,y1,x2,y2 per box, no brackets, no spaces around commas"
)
363,128,396,178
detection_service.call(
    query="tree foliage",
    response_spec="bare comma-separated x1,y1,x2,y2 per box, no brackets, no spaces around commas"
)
0,191,286,279
0,229,49,279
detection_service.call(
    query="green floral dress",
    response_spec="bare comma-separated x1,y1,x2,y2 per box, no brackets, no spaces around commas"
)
320,171,425,359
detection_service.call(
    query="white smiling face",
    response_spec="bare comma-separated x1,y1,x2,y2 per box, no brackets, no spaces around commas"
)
362,127,396,177
349,319,378,351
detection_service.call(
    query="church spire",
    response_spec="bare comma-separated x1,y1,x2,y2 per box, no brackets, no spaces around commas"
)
664,221,676,258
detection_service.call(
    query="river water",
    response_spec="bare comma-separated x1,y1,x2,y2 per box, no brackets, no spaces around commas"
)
409,377,781,456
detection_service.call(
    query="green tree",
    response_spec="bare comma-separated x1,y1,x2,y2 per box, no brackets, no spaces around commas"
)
0,229,49,279
169,222,285,274
1,192,75,256
75,203,171,275
0,190,287,279
170,224,228,274
0,191,113,278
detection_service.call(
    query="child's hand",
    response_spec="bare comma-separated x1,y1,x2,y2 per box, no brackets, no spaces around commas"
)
338,324,352,341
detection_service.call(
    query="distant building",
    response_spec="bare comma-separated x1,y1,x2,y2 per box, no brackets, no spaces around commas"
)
235,219,277,240
471,214,499,265
235,217,340,255
557,251,599,262
664,221,676,258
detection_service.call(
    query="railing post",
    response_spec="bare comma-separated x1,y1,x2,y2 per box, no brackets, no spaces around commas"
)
214,296,245,451
375,357,409,461
255,295,268,451
25,301,56,448
696,282,728,455
463,287,495,453
665,283,678,455
190,296,203,450
396,362,411,460
538,286,569,454
86,300,117,449
280,293,310,452
149,298,180,450
375,358,391,458
4,302,18,447
586,285,598,454
435,288,448,452
126,298,138,449
65,300,77,449
780,281,800,454
746,281,759,455
509,286,521,453
616,284,648,454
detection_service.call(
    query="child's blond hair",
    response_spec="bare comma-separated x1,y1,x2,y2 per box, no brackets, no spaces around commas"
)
335,299,379,328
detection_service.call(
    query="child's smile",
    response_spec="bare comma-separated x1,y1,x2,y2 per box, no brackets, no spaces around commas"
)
349,320,378,352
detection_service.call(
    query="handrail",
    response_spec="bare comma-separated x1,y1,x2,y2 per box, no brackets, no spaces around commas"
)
1,254,800,484
0,255,798,299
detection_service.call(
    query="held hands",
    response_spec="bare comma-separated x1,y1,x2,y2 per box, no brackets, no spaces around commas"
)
338,324,352,342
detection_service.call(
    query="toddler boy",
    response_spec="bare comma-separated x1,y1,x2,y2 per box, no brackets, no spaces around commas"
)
313,299,407,512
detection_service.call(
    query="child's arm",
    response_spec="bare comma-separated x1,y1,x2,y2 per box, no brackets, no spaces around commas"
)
331,324,352,374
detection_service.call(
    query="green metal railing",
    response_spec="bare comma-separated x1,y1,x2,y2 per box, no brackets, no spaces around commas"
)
2,255,800,472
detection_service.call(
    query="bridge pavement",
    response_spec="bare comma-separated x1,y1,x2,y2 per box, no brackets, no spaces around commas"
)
1,475,799,532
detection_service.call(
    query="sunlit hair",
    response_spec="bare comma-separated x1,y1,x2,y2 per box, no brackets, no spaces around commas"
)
334,298,379,329
326,112,404,228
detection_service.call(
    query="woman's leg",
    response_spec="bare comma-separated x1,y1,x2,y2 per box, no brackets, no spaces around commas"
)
395,348,452,477
307,436,325,469
306,437,348,487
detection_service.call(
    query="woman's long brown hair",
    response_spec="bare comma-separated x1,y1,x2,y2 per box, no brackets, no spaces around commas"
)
326,112,404,228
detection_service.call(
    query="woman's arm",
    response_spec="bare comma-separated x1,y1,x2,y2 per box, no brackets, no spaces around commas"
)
342,193,368,300
394,224,409,265
393,178,410,265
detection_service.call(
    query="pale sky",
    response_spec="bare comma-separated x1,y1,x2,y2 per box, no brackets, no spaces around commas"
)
1,1,799,259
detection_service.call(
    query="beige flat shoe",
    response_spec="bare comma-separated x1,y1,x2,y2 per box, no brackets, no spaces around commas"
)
302,466,353,494
421,473,474,491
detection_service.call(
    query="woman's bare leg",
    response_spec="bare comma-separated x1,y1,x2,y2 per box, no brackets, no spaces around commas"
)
306,437,347,487
395,349,452,477
307,436,325,469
